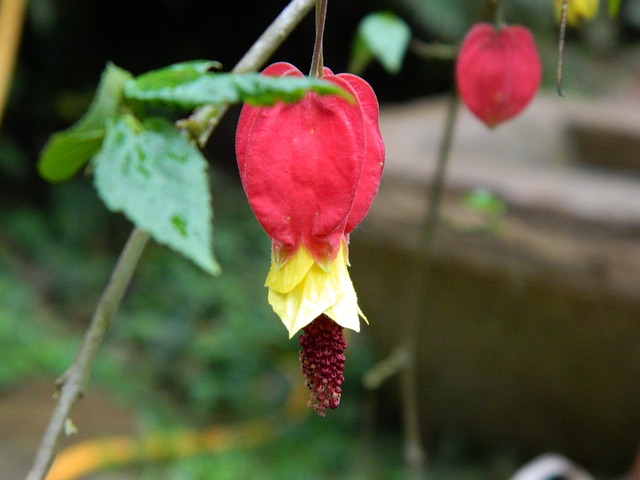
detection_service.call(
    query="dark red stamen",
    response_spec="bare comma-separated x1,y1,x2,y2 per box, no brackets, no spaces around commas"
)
298,314,348,416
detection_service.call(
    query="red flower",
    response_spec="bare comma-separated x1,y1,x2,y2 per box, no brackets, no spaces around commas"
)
456,23,542,128
236,62,384,415
235,62,384,337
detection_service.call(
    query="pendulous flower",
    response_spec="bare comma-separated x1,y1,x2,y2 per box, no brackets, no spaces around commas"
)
456,23,542,128
236,62,384,415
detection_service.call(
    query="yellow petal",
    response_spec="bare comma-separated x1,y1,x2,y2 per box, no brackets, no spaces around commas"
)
322,245,365,331
266,243,365,337
265,245,315,293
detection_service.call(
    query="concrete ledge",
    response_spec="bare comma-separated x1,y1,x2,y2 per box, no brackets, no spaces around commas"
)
350,94,640,472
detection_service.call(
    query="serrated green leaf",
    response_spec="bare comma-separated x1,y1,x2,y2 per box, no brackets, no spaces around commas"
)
351,12,411,75
93,115,220,275
38,63,132,183
608,0,622,16
124,66,353,110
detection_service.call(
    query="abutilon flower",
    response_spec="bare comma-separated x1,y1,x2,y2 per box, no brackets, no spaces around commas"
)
235,62,384,415
554,0,599,26
456,23,542,128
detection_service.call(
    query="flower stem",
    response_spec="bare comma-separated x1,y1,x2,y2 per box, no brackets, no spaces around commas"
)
309,0,328,78
25,1,317,479
422,92,459,242
557,0,568,96
493,0,506,26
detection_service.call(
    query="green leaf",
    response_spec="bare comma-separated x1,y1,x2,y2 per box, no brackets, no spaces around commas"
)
38,63,133,183
608,0,622,16
124,64,353,110
462,188,506,216
93,115,220,275
350,12,411,75
394,0,471,41
123,60,222,92
36,129,104,183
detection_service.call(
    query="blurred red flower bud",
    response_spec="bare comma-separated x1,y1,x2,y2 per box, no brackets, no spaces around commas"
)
456,23,542,128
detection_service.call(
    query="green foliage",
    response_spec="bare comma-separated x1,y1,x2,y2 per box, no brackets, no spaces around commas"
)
395,0,478,41
36,60,352,275
349,12,411,75
608,0,622,16
151,423,406,480
38,63,133,183
457,188,506,233
125,60,354,109
0,135,30,180
98,173,312,426
462,188,506,216
93,115,219,275
0,260,76,388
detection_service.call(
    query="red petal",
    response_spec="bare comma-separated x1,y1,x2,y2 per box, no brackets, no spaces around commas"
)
236,62,302,185
236,66,367,262
336,73,385,234
456,23,541,127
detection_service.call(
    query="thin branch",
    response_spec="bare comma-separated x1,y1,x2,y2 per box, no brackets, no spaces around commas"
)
233,0,315,75
191,0,316,146
25,1,316,478
362,90,459,479
26,228,150,480
362,347,410,390
421,92,459,243
402,90,459,480
410,39,458,61
557,0,568,96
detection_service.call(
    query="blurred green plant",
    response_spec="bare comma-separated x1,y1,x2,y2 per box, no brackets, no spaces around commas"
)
1,169,391,478
462,188,506,216
0,265,76,389
106,173,297,423
349,12,411,75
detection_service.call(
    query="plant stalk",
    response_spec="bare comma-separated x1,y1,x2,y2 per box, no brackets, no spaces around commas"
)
26,228,150,480
25,0,317,478
557,0,568,96
309,0,328,78
401,91,460,479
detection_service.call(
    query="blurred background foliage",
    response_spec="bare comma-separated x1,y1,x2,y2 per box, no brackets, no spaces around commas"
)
2,0,640,478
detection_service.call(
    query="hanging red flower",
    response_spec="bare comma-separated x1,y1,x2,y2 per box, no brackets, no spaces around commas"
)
456,23,542,128
235,62,384,415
